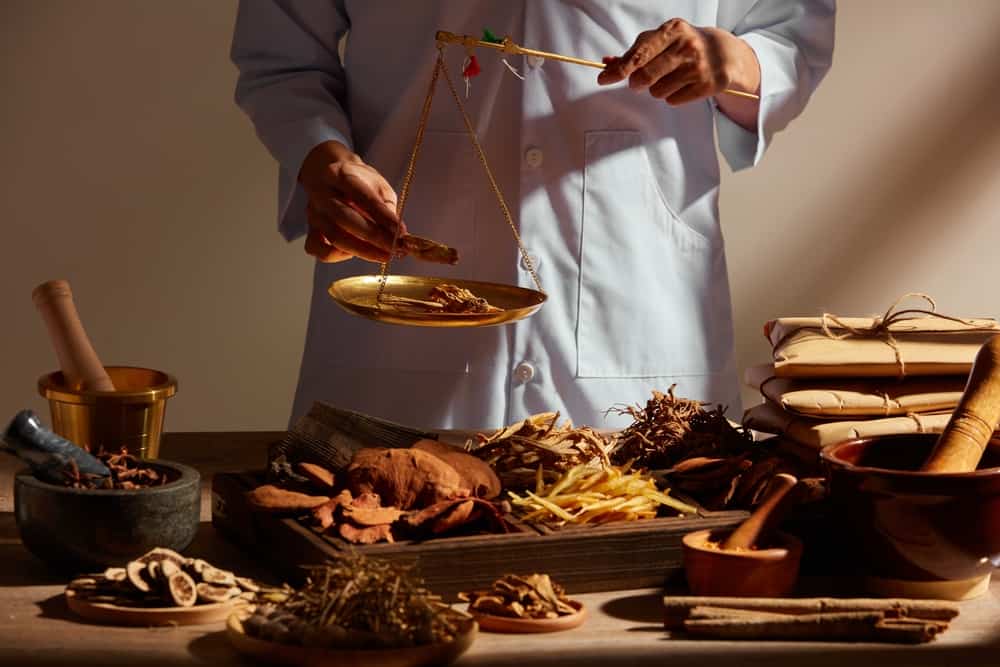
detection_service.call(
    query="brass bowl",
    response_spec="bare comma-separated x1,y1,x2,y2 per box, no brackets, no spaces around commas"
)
38,366,177,459
329,275,546,328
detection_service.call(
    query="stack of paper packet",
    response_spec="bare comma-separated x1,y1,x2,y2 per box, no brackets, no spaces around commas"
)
742,313,1000,451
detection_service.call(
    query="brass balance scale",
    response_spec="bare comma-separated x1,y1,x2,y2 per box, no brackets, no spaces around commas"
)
328,30,758,328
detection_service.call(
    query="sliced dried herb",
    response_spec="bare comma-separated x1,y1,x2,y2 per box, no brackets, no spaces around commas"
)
460,574,577,619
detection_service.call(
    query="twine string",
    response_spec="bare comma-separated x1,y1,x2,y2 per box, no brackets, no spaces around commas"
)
772,293,994,377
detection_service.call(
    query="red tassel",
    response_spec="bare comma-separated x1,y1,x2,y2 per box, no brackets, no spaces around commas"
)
462,54,481,78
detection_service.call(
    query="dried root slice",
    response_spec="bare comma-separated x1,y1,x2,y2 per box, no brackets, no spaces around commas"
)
166,571,198,607
201,566,237,587
196,582,241,604
185,558,210,576
399,233,459,265
103,567,127,583
136,547,186,568
126,561,152,593
295,462,336,490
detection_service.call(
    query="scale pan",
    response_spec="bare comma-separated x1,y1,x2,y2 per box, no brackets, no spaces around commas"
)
328,275,546,328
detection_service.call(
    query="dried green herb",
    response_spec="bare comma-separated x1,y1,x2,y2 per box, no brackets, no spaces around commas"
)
243,553,471,649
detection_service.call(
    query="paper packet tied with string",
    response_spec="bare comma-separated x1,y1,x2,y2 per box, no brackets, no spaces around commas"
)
745,363,967,419
765,315,1000,378
742,400,952,450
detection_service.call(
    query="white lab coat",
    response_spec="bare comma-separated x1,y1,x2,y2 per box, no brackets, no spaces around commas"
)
231,1,834,430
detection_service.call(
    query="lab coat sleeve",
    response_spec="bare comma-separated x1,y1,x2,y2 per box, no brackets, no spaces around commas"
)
230,0,352,240
715,0,835,172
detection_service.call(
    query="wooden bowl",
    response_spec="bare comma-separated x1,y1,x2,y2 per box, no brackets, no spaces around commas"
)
14,460,199,571
821,434,1000,600
682,528,802,597
226,611,477,667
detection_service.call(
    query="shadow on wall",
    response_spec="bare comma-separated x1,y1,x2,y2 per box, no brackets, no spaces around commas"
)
749,19,1000,312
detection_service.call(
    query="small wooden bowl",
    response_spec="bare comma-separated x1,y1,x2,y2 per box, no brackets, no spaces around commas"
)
682,528,802,597
469,599,587,633
65,587,245,626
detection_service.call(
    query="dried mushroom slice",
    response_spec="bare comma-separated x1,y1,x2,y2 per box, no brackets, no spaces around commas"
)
166,571,198,607
196,582,241,604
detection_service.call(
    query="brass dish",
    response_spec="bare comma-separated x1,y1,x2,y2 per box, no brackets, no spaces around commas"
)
328,275,546,328
469,599,587,634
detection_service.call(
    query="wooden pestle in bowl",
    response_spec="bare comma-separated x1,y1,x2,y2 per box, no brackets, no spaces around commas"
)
32,280,115,392
722,473,800,551
922,335,1000,473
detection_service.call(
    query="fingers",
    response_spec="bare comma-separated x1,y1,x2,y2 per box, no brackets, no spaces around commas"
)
648,65,699,100
331,162,402,235
630,47,687,91
314,197,397,254
306,203,394,263
304,228,352,263
665,82,711,106
597,19,685,85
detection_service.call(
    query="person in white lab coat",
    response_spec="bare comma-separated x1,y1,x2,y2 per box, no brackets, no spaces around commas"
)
231,1,835,430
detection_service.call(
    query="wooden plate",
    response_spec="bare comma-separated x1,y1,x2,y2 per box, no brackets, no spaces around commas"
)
225,611,478,667
469,599,587,633
65,587,247,626
328,275,546,328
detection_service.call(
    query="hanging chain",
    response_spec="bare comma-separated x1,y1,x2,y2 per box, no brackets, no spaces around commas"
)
437,47,543,293
375,53,443,307
377,43,543,306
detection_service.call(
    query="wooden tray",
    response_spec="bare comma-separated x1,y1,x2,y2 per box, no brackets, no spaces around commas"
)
211,472,746,599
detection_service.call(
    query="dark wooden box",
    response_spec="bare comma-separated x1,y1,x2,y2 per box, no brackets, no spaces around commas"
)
211,472,746,599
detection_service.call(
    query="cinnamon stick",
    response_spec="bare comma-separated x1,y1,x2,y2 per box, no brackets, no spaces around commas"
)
682,611,945,643
663,596,958,630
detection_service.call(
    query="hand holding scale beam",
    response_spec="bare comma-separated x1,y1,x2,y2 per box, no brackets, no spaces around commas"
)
435,30,761,101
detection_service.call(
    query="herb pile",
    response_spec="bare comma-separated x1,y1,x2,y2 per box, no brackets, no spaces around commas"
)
242,554,473,649
62,448,170,490
460,573,576,619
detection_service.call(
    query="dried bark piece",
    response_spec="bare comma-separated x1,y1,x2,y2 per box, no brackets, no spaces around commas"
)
399,233,459,265
342,504,404,527
247,484,330,512
350,491,381,509
295,462,335,490
412,439,501,499
337,521,394,545
346,448,467,510
311,490,353,531
431,499,476,534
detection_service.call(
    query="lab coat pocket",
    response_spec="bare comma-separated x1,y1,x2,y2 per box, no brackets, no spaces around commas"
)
577,130,725,378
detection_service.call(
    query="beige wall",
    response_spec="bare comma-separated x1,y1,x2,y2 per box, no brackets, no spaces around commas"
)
2,1,1000,432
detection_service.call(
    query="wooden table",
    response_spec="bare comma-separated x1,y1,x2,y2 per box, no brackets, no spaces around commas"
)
2,432,1000,666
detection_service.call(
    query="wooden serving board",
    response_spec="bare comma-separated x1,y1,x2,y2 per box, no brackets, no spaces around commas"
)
211,472,747,599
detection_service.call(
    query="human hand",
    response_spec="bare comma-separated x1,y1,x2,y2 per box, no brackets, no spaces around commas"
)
597,18,760,107
298,140,405,263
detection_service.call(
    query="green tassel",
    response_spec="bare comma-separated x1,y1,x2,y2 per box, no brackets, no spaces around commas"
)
481,28,503,44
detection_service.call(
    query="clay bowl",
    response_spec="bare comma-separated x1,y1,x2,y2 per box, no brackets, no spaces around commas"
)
821,434,1000,600
14,460,200,571
682,528,803,597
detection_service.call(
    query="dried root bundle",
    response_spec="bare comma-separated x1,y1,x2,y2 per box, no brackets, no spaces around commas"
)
469,412,612,491
508,463,697,526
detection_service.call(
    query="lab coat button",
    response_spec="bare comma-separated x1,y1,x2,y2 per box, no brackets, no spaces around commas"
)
514,362,536,383
524,146,544,168
526,55,544,69
519,253,541,271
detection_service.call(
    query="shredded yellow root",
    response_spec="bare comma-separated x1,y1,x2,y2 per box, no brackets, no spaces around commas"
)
508,463,698,526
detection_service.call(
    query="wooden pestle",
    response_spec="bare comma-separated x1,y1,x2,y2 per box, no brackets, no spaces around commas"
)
32,280,115,392
922,335,1000,473
722,473,799,550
